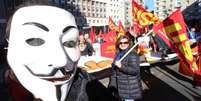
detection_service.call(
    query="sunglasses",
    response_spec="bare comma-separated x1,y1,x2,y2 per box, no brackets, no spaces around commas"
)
120,42,129,45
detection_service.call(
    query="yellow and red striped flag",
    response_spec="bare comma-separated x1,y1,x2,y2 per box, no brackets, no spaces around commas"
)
153,9,198,76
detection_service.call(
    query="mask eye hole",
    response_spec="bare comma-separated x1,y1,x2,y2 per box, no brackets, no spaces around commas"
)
63,40,77,48
26,38,45,46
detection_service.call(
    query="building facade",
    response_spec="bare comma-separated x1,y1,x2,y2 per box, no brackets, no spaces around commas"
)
0,0,145,45
66,0,108,27
64,0,142,31
154,0,196,19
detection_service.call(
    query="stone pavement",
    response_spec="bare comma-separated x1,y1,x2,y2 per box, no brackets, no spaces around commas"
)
99,60,201,101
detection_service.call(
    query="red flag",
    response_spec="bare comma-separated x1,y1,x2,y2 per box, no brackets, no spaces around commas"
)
108,16,118,31
153,9,198,76
134,0,138,3
99,30,103,37
104,30,117,42
100,30,116,58
132,0,160,27
132,23,143,34
153,29,175,49
118,20,126,38
90,27,95,43
192,41,201,86
98,30,105,41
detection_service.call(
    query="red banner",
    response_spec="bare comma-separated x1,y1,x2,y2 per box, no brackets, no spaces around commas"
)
100,42,116,58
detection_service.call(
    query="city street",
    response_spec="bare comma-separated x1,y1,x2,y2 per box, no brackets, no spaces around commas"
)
100,59,201,101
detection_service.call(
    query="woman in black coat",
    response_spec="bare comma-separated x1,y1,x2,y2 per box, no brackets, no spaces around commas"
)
109,35,142,101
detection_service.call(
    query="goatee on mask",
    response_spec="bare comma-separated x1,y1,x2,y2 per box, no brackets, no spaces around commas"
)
7,5,80,101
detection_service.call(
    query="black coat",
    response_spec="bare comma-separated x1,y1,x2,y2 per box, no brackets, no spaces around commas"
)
0,68,117,101
109,51,142,100
66,68,117,101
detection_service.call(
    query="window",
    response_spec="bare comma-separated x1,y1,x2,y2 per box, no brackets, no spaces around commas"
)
100,8,102,12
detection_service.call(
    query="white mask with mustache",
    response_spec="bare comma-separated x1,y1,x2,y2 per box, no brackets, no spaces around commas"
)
7,5,80,101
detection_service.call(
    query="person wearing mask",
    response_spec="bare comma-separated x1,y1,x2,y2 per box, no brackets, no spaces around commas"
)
2,0,116,101
108,35,142,101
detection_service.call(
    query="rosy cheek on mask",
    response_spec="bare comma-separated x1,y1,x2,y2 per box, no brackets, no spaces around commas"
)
65,46,80,62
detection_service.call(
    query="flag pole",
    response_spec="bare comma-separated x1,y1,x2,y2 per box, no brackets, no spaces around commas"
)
186,26,191,35
119,29,153,62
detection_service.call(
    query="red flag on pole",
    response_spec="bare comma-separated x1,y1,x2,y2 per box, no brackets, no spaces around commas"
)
117,20,126,38
108,16,118,31
132,0,160,27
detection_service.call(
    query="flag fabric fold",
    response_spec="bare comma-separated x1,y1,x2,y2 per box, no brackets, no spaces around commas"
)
132,23,143,34
104,30,117,43
193,41,201,86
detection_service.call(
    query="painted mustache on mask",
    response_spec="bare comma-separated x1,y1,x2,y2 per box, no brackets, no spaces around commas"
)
24,65,75,82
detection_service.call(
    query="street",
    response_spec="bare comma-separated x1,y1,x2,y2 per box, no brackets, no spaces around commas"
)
100,59,201,101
